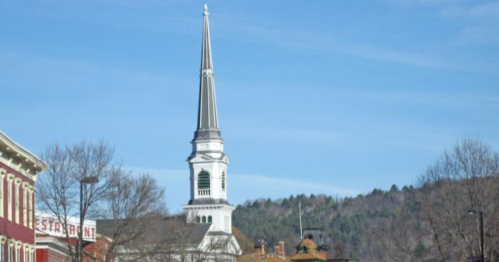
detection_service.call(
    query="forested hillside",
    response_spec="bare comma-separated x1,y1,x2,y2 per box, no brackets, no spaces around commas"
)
233,139,499,262
234,186,416,260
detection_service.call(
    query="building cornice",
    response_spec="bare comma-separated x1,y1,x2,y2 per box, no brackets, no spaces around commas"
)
183,204,236,211
0,131,47,180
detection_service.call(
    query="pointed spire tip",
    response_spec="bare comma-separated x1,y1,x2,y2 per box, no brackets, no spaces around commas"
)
204,3,209,15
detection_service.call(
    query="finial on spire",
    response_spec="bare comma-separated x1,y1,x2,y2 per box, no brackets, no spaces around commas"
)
204,3,209,16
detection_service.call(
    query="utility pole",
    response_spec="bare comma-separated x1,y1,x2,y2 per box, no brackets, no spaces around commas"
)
468,209,485,262
299,202,303,239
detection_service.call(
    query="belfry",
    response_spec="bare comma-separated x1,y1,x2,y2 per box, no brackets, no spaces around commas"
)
183,4,236,235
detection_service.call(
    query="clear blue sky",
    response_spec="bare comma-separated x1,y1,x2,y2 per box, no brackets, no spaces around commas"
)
2,1,499,213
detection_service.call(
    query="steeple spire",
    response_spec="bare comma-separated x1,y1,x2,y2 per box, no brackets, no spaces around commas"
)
195,3,221,141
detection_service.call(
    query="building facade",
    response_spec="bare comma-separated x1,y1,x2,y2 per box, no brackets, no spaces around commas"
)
0,131,46,262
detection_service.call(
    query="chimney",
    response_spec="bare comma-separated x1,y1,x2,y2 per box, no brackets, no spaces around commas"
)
275,246,280,256
279,241,285,257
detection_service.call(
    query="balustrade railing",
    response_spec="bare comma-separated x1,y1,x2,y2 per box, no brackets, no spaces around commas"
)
198,189,210,196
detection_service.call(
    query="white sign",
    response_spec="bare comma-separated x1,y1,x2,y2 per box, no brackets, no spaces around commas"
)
35,212,96,242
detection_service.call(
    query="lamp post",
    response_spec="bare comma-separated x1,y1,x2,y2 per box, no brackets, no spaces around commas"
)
80,176,99,262
468,209,484,262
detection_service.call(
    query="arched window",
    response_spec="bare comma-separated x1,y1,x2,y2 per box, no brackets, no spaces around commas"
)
198,171,210,189
208,216,212,223
202,216,207,223
221,172,225,191
196,216,201,223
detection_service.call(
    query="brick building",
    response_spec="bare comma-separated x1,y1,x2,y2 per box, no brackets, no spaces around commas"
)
35,212,97,262
0,131,46,262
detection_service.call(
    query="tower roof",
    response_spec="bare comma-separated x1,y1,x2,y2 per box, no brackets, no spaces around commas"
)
291,239,326,262
194,4,222,141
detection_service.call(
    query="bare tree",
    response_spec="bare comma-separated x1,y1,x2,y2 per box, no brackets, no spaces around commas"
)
155,214,199,262
36,140,168,262
417,138,499,262
96,172,167,262
191,235,235,262
37,141,115,262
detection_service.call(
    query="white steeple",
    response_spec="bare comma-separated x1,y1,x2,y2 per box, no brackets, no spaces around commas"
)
183,4,235,234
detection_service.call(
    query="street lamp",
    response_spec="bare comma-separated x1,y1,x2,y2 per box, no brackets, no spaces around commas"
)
80,176,99,262
468,208,484,262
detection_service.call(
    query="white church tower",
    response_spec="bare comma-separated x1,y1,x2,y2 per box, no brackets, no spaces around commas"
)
183,4,235,234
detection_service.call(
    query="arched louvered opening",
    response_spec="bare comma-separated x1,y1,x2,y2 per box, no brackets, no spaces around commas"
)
198,171,210,196
221,172,226,191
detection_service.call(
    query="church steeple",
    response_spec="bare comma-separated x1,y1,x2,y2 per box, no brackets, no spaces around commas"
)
195,3,221,141
183,7,240,256
185,5,234,234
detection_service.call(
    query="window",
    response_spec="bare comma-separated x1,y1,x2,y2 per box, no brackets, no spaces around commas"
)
15,179,21,224
8,241,13,262
202,216,206,223
208,216,212,223
22,245,28,262
15,246,19,262
28,248,34,262
22,184,27,227
222,173,226,190
0,169,6,218
7,175,14,221
197,171,210,189
196,216,201,223
27,188,33,229
0,236,6,262
224,216,230,232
